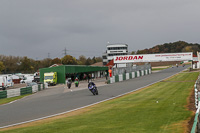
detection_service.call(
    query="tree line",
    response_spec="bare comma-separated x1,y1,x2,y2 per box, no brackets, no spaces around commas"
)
1,41,199,74
131,41,200,55
0,55,102,74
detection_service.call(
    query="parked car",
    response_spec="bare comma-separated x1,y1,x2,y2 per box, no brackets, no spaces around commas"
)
32,76,40,83
26,82,37,87
20,76,34,84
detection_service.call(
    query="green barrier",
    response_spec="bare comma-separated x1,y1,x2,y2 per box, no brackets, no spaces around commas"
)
139,70,141,76
123,74,126,81
135,71,137,77
115,75,119,82
20,87,32,95
0,90,7,99
38,84,41,91
129,73,132,79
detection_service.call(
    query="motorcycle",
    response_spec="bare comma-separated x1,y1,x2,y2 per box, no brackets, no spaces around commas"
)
75,80,79,87
67,79,72,89
88,83,98,95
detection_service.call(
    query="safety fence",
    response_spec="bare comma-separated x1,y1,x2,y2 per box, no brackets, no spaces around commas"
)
108,68,151,84
191,75,200,133
0,83,48,99
112,64,151,76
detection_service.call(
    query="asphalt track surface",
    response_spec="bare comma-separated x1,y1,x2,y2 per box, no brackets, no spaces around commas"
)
0,66,189,128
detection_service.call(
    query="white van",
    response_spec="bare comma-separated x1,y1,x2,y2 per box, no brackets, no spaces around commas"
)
0,76,8,90
7,76,14,87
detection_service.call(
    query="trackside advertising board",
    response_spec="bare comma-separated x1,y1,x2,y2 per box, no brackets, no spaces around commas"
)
114,52,193,63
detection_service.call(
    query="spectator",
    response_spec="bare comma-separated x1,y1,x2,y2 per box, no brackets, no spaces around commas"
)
109,68,112,77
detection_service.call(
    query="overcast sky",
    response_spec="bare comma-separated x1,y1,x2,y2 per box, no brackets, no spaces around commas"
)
0,0,200,60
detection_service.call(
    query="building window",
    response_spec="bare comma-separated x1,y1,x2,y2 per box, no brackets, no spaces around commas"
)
103,56,107,59
107,47,127,50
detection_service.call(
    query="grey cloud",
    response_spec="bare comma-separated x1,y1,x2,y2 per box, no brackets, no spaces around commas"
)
0,0,200,59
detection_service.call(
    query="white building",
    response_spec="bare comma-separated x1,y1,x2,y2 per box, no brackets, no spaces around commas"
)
103,43,128,66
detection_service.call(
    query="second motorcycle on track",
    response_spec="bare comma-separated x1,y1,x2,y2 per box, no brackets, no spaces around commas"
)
88,82,98,95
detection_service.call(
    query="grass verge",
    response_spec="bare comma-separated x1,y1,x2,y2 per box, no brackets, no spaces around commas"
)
152,66,170,71
0,94,31,105
152,67,168,71
0,72,198,133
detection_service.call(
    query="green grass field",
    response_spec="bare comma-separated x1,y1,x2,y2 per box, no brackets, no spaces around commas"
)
0,72,198,133
152,67,170,71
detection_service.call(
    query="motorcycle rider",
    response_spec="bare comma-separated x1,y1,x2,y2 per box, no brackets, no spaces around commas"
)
88,81,98,95
75,77,79,81
67,78,72,89
88,81,95,88
75,77,79,87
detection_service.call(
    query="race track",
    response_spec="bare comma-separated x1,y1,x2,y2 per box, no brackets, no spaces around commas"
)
0,66,189,128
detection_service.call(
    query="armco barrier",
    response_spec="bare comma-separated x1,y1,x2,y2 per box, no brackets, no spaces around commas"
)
191,103,200,133
0,83,48,100
109,69,151,84
191,76,200,133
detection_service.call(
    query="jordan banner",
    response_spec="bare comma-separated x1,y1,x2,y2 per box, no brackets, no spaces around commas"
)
114,52,193,63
